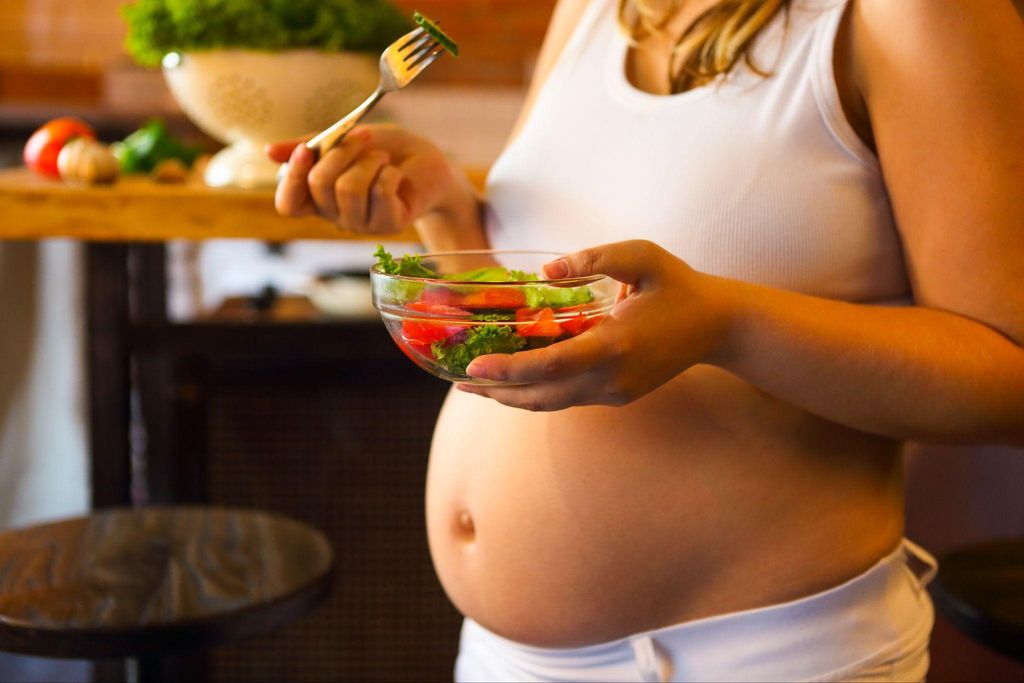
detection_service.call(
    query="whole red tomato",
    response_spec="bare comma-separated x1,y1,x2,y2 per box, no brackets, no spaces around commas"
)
23,117,96,178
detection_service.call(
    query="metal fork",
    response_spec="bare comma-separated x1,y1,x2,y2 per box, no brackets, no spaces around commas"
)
305,27,444,157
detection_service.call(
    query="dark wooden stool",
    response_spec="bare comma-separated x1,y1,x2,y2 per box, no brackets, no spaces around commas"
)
0,507,334,681
930,539,1024,662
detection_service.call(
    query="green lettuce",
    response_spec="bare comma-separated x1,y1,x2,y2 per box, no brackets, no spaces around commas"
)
373,245,439,278
372,246,595,308
431,326,526,376
122,0,410,67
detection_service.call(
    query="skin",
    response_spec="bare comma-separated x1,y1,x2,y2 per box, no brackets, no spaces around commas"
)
272,0,1024,647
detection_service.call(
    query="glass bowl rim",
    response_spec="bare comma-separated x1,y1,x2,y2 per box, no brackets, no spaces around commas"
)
369,249,609,286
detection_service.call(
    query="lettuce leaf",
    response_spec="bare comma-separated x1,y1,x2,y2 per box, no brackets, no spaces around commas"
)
373,245,595,308
373,245,439,278
431,325,526,376
122,0,410,67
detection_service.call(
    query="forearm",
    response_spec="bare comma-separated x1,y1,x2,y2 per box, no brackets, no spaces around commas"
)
713,278,1024,446
414,168,489,252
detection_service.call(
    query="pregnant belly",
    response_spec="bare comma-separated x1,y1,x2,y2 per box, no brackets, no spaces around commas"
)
425,366,905,647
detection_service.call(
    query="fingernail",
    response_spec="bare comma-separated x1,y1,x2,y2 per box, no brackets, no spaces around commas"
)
466,360,488,379
292,144,312,164
466,359,505,381
543,259,568,279
351,128,372,142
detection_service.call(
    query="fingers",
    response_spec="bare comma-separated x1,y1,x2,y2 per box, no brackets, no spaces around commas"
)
335,151,390,229
272,124,447,233
275,144,316,217
307,135,374,221
466,330,608,385
456,376,599,413
265,138,305,164
543,240,666,287
367,165,411,233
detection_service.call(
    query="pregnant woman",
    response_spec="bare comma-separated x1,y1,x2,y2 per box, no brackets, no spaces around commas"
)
271,0,1024,680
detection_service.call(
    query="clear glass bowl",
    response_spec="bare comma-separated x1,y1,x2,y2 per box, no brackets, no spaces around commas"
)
370,250,617,384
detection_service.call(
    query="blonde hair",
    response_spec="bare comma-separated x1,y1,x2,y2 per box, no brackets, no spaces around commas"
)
618,0,790,93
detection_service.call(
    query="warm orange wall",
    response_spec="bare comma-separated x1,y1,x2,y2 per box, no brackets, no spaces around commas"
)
0,0,127,69
393,0,556,85
0,0,555,98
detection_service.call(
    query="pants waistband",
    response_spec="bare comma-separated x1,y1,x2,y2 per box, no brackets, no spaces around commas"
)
459,539,936,682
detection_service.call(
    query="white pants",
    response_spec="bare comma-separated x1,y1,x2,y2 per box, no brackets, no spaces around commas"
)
455,540,936,682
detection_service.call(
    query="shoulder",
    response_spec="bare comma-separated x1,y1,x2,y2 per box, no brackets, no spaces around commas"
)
531,0,595,86
848,0,1024,99
843,0,1024,339
507,0,595,142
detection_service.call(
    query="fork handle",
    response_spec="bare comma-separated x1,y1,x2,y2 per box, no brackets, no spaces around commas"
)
305,87,385,158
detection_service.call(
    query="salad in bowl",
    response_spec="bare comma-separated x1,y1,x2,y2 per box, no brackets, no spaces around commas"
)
371,247,617,384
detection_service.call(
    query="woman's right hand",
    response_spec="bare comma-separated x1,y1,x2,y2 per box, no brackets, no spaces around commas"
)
267,124,470,236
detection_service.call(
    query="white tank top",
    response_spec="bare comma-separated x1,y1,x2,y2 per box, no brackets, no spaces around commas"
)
484,0,910,303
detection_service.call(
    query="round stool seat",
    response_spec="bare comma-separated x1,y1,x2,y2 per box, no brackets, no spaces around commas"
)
0,507,333,659
930,539,1024,662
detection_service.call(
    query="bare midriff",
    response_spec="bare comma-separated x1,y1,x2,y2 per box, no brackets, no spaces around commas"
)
425,365,905,648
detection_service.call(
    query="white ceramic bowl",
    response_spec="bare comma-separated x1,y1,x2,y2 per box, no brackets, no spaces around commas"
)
163,49,378,189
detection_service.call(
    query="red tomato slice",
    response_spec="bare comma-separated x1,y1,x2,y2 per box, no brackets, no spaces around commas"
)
516,307,562,337
560,313,589,337
405,301,470,316
23,117,96,179
401,301,469,349
459,288,526,310
398,339,432,361
419,287,462,307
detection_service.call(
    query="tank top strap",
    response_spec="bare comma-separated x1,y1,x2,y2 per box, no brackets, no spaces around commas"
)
542,0,617,92
805,0,879,171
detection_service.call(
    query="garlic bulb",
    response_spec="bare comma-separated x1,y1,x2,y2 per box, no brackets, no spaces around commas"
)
151,158,189,184
57,137,119,184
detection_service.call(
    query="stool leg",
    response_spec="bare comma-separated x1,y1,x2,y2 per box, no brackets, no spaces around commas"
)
125,656,166,683
120,653,206,682
124,657,138,683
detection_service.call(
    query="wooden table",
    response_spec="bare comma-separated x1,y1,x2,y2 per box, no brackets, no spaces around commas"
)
0,168,420,242
0,167,459,508
0,506,333,681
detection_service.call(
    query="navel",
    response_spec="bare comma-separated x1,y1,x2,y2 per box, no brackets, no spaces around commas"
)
456,509,475,539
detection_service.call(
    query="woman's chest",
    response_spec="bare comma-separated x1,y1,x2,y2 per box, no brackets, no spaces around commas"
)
486,94,907,302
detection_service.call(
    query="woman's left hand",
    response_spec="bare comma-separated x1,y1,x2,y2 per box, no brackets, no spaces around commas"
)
457,240,737,411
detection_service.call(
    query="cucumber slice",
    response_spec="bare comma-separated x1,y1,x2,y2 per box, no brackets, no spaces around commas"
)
413,11,459,57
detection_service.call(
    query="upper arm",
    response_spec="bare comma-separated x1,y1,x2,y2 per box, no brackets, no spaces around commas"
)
506,0,592,144
851,0,1024,343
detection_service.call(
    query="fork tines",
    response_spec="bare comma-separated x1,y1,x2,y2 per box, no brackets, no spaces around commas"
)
397,27,426,52
402,35,439,60
407,41,443,67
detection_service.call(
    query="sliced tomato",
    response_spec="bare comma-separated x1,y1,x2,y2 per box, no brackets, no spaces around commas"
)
23,117,95,179
561,311,608,336
515,307,562,337
560,313,589,337
459,288,526,310
401,301,469,353
418,286,462,307
398,339,432,361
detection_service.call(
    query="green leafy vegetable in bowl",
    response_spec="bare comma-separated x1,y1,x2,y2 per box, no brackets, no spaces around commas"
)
122,0,411,67
370,247,614,382
431,326,525,376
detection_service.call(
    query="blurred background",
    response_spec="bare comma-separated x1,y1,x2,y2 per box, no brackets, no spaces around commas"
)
0,1,1021,682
